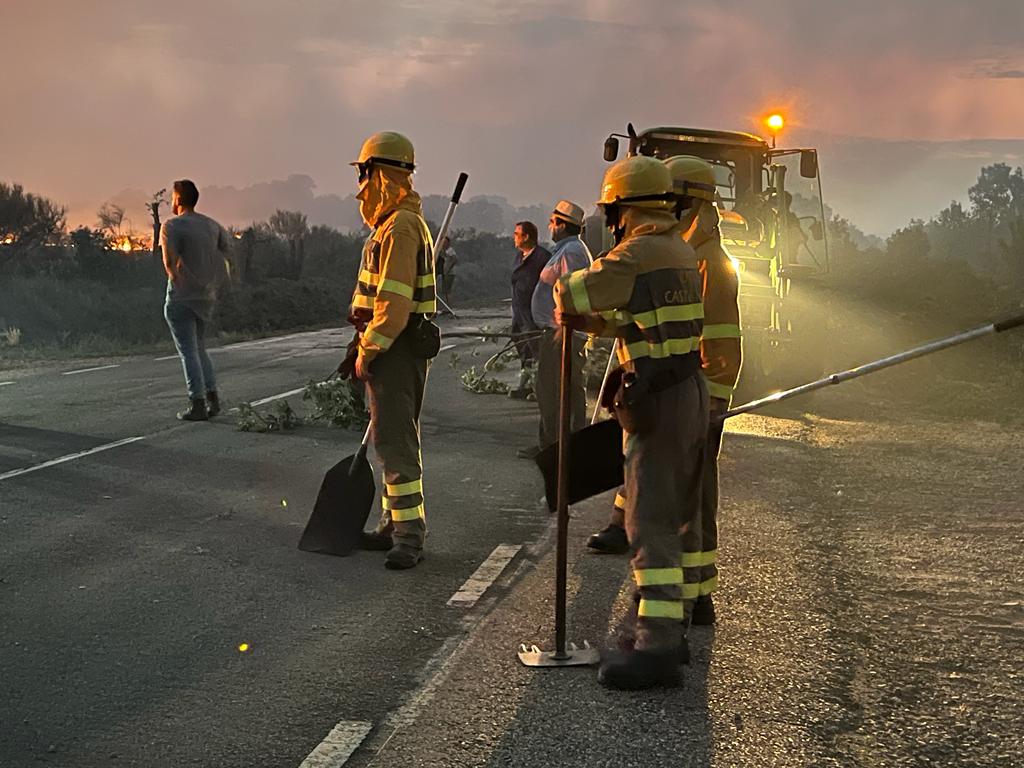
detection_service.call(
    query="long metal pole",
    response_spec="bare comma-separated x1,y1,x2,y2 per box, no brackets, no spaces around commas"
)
554,322,573,659
432,173,469,320
723,314,1024,420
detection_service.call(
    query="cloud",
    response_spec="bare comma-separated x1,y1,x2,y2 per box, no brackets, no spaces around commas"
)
4,0,1024,237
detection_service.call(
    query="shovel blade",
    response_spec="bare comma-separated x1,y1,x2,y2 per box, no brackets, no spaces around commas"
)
517,641,601,667
533,419,623,512
298,453,375,557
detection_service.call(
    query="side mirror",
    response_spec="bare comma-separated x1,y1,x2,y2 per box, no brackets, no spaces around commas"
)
809,219,824,241
800,150,818,178
603,136,619,162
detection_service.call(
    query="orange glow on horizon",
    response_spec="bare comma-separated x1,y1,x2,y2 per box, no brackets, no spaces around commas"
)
766,113,785,132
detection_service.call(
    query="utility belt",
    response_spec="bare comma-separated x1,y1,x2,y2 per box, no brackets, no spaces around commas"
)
608,352,701,435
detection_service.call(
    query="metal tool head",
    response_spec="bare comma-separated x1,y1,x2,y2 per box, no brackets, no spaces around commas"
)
517,641,600,668
298,452,375,557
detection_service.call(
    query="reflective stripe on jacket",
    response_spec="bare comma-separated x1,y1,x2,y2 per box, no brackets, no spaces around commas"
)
351,201,435,361
693,231,742,402
554,210,703,379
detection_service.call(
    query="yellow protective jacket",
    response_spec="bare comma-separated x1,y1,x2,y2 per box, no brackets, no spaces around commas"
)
350,185,435,364
554,209,703,377
689,221,742,402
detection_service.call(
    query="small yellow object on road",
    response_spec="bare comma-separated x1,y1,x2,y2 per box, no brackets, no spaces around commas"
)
238,643,250,653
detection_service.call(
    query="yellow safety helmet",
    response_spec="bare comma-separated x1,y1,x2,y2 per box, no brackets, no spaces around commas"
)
663,156,717,202
351,131,415,179
596,156,674,210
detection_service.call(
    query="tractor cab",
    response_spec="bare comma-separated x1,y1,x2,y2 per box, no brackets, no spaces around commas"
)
595,124,831,396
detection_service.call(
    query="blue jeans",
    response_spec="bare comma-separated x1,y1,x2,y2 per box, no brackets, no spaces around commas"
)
164,300,217,399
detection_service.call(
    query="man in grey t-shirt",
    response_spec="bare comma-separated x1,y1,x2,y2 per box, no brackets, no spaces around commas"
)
161,179,230,421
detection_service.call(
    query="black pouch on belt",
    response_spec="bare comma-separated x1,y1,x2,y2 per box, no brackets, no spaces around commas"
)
612,372,657,435
405,314,441,359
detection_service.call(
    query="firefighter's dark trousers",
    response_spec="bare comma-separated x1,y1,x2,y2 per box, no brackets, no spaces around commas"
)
536,328,586,449
622,376,707,652
610,410,724,607
366,332,429,551
693,417,724,595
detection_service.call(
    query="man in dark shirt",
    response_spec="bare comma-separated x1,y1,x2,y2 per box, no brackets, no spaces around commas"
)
509,221,549,401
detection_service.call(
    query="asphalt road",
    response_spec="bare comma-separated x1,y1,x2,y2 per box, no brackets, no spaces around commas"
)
2,312,1023,768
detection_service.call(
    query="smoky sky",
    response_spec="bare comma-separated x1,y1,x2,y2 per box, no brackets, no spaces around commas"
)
3,0,1024,235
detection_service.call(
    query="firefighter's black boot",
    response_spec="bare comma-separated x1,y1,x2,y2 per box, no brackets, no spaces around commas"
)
177,398,208,421
617,594,691,665
587,524,629,554
359,526,393,552
384,543,423,570
598,649,683,690
206,391,221,418
691,595,716,626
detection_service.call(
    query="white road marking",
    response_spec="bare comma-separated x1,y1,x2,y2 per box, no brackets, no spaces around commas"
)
61,364,120,376
299,720,373,768
0,435,146,482
438,343,456,353
229,387,307,413
447,544,522,607
155,330,330,360
0,381,13,387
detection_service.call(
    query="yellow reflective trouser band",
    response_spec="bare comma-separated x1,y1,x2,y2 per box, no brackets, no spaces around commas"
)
638,598,684,620
352,294,374,310
621,336,701,362
378,279,415,299
566,272,592,314
613,492,627,510
415,274,434,287
681,551,717,568
699,575,718,596
413,300,436,313
390,503,425,522
386,479,423,496
358,269,380,286
634,567,683,587
701,323,741,339
681,583,700,600
363,328,394,350
628,302,704,328
704,378,734,400
680,552,703,568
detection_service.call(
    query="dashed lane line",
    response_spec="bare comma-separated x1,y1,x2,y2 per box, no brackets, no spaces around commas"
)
299,721,373,768
154,330,330,361
0,381,13,387
0,435,146,482
447,544,522,607
61,364,120,376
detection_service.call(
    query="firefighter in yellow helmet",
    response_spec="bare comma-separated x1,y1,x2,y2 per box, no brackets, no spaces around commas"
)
350,131,439,570
555,155,708,689
588,156,742,627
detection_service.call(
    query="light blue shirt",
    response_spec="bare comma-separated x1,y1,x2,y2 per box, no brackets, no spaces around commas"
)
530,236,593,328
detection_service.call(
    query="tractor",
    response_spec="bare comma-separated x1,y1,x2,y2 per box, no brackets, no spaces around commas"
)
589,123,831,399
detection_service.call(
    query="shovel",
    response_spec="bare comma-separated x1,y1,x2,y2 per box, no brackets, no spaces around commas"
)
533,312,1024,507
297,423,374,557
519,321,600,667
